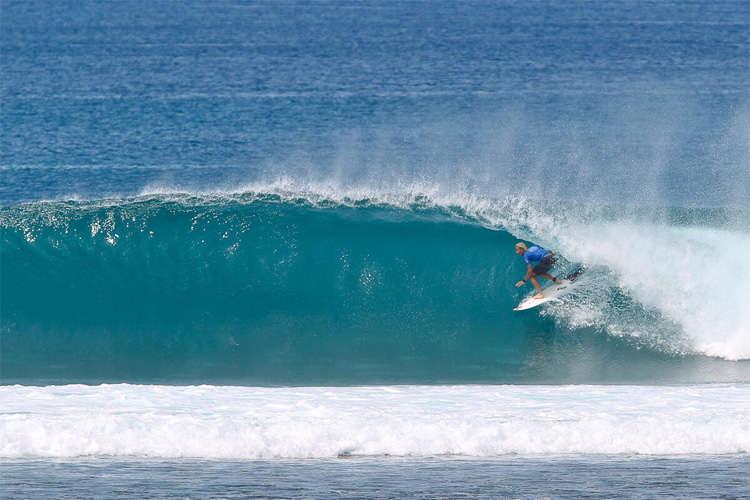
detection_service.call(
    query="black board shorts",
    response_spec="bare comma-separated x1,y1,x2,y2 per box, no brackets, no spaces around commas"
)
532,254,556,276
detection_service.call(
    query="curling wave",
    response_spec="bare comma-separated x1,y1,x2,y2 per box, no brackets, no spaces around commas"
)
1,187,749,384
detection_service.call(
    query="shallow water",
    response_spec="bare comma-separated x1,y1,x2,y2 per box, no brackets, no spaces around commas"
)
3,456,749,500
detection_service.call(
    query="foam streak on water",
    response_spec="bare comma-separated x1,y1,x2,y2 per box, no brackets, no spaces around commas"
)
1,384,748,459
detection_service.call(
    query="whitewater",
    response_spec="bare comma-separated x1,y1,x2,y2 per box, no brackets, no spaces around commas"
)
2,384,748,459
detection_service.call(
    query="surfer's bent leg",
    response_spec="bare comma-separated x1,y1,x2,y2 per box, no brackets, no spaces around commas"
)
533,255,561,285
529,276,544,299
539,272,562,284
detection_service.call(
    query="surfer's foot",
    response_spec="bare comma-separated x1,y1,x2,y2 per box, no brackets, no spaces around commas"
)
533,293,544,299
554,279,562,284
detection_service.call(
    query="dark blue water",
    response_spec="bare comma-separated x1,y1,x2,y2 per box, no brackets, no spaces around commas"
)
3,456,749,500
2,0,748,208
1,0,748,497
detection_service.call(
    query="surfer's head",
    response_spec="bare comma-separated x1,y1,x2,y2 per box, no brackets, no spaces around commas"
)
515,242,527,255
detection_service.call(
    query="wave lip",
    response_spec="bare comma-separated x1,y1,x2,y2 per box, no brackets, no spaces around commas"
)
1,384,748,459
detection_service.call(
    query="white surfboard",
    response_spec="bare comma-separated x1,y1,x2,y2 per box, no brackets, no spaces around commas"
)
513,279,574,311
513,267,588,311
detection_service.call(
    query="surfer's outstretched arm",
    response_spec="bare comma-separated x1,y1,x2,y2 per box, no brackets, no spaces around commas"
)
515,264,534,288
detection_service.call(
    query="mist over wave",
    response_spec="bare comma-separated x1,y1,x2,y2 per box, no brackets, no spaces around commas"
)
3,93,748,210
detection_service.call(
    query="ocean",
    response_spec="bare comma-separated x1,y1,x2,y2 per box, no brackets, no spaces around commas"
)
1,0,749,498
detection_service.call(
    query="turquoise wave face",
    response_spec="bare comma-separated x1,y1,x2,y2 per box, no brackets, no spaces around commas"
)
2,195,748,385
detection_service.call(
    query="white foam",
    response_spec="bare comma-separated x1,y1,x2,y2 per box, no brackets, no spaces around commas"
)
138,175,494,213
553,221,750,360
1,384,748,459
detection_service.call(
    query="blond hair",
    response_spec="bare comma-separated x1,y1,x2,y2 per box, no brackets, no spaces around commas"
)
515,242,528,251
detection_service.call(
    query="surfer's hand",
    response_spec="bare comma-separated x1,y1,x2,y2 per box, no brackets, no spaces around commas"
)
516,281,525,287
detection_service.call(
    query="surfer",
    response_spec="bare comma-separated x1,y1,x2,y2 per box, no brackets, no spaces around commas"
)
515,242,562,299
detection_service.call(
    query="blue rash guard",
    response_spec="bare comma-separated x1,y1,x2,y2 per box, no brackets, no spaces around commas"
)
523,245,550,265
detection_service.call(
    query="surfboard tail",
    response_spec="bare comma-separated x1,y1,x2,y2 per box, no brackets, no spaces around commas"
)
563,268,585,282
